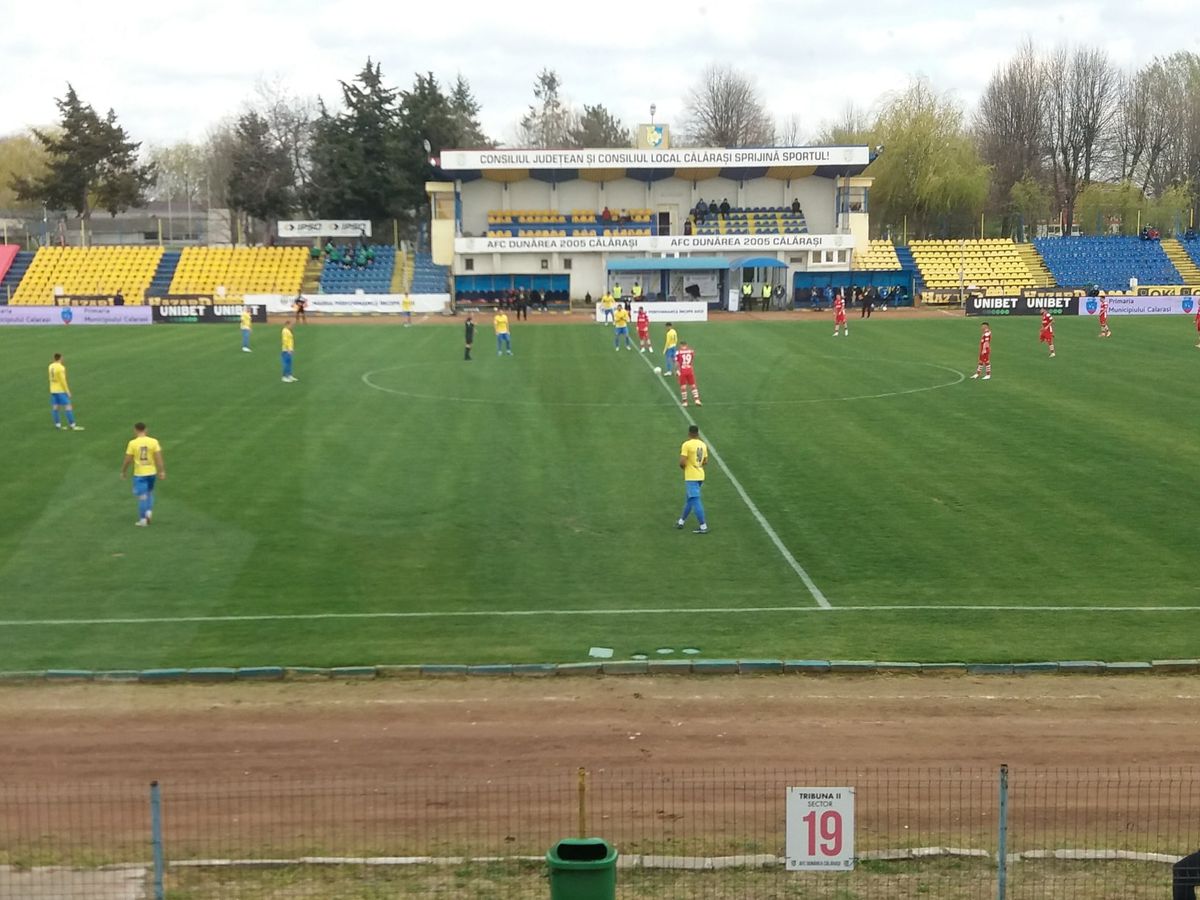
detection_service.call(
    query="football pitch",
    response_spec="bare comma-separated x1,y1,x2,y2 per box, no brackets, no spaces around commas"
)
1,314,1196,670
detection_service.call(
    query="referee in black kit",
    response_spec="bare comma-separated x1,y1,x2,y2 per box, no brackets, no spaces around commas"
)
464,315,474,361
1176,849,1200,900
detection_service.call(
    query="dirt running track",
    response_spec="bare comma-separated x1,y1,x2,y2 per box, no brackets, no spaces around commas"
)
2,675,1194,782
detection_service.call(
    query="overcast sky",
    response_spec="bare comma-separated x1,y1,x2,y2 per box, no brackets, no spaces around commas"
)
1,0,1197,149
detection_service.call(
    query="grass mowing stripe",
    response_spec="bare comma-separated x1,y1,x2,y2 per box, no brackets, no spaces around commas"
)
634,346,832,609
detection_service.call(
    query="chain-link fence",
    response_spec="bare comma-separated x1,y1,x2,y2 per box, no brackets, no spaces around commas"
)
1,767,1196,898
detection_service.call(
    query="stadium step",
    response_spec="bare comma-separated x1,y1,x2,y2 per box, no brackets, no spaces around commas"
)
0,250,35,303
894,245,925,295
302,255,323,293
1013,243,1056,288
148,250,182,300
392,250,413,293
1161,238,1200,283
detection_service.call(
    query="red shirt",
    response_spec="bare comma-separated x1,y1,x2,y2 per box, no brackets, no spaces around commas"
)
1099,299,1108,318
676,347,695,373
1041,311,1053,330
636,310,649,329
980,330,991,357
834,298,845,315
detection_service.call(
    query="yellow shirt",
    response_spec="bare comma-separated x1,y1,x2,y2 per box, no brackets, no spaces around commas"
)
614,307,630,327
48,361,69,394
125,436,162,477
240,310,252,330
402,295,413,312
282,326,294,352
665,327,678,349
494,313,510,335
631,284,642,298
613,284,622,299
601,295,615,310
680,438,708,482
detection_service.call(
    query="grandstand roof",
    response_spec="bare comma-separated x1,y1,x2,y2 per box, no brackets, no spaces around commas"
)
439,146,872,182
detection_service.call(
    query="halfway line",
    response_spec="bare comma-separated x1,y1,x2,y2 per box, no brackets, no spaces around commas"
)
635,349,831,608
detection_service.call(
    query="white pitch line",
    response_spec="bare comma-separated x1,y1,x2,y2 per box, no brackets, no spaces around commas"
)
0,606,1197,628
636,349,832,609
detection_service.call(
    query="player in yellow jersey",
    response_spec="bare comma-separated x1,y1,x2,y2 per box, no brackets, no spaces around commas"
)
48,353,83,430
676,424,708,534
281,320,297,382
612,305,634,351
121,422,166,526
402,293,414,327
494,309,513,356
240,307,253,352
663,323,679,375
600,292,615,325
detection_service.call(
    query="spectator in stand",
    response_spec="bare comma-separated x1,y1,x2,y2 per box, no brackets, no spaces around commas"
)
113,288,125,307
684,219,694,235
324,240,335,256
309,245,322,261
355,246,368,268
694,199,707,223
707,199,719,218
365,246,376,264
719,198,730,218
601,206,613,222
791,198,801,214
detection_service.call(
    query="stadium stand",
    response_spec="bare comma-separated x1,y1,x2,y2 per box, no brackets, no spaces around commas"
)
168,247,306,299
909,239,1036,295
1013,242,1055,288
689,206,808,236
0,245,22,302
894,245,924,295
486,209,655,238
1161,236,1200,283
411,252,448,293
11,246,163,305
319,244,396,293
1033,236,1183,290
852,240,901,270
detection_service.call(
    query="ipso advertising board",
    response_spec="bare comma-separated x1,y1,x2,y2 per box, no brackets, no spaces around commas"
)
593,301,709,323
786,787,856,872
277,219,372,238
0,306,152,325
244,293,451,315
1078,295,1198,316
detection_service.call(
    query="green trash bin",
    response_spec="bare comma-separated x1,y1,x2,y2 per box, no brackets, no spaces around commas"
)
546,837,617,899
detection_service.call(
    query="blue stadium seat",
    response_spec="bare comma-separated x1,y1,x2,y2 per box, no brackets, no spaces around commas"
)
1033,236,1183,290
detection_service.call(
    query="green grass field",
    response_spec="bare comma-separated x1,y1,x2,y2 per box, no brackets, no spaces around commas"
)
1,313,1197,670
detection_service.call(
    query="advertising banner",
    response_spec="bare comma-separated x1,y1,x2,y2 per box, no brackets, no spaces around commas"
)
593,301,708,323
1078,295,1198,316
277,219,372,238
965,294,1080,316
456,233,854,255
151,304,268,324
786,787,856,872
441,146,870,171
244,293,451,315
0,306,152,326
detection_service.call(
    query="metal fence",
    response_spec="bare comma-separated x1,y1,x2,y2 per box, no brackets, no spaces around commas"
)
0,767,1196,898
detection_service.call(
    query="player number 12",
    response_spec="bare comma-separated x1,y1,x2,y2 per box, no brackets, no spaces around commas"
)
801,810,843,857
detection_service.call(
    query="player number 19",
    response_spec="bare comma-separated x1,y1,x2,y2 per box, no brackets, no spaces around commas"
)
801,810,843,857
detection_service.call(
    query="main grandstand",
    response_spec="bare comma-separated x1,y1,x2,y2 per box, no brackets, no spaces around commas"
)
430,145,875,306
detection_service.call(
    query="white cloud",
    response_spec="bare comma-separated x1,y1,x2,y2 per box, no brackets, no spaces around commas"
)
0,0,1197,146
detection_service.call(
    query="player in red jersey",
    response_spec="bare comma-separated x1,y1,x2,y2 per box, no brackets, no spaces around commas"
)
970,322,992,380
1038,308,1056,357
636,306,653,353
1098,296,1111,338
676,341,702,407
1195,306,1200,348
833,292,848,337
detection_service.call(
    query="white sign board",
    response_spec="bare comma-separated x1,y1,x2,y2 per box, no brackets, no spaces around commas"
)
277,220,373,238
593,301,708,323
442,146,870,171
456,234,853,255
786,787,855,872
245,293,449,315
1078,295,1198,316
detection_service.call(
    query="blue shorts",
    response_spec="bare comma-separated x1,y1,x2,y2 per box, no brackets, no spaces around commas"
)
666,347,677,361
132,475,156,495
615,326,628,335
685,480,703,499
50,392,70,406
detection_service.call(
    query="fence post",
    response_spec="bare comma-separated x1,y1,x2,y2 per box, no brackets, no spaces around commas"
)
150,781,165,900
577,767,588,838
997,764,1008,900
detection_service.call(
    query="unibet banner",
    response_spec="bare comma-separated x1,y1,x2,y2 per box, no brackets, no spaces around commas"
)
151,304,268,324
965,294,1080,316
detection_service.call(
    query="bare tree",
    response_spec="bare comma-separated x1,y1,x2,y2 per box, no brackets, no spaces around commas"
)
517,69,575,148
682,64,774,147
975,40,1048,230
252,78,317,214
775,113,803,146
813,102,872,145
1044,45,1119,232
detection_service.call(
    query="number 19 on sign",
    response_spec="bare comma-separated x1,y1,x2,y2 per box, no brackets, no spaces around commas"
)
785,787,855,871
